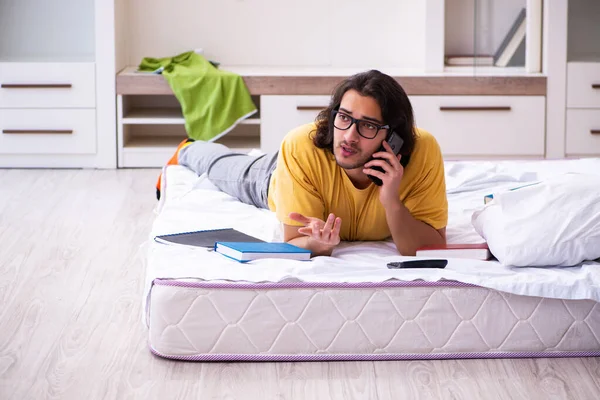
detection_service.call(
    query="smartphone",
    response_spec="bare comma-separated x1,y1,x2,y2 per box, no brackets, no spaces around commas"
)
387,259,448,269
367,131,404,186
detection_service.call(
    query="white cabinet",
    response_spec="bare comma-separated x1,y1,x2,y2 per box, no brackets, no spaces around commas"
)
0,63,98,160
566,109,600,155
0,109,97,154
564,0,600,157
259,95,546,159
566,63,600,108
410,96,546,158
116,89,550,167
565,63,600,156
0,0,116,168
260,96,330,154
0,63,96,108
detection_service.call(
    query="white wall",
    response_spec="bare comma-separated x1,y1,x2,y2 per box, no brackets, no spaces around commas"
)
115,0,130,71
124,0,426,69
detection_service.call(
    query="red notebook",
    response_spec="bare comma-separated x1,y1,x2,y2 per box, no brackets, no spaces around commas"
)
416,243,492,260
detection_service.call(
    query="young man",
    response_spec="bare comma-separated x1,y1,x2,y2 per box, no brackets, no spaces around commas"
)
158,70,448,256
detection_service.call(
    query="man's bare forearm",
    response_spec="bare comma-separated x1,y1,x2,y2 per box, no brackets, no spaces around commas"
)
287,236,335,257
385,199,445,256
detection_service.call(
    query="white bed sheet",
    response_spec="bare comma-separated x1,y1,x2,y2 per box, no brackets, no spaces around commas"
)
144,158,600,303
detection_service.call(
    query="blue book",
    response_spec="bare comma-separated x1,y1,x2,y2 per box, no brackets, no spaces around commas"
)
214,241,311,262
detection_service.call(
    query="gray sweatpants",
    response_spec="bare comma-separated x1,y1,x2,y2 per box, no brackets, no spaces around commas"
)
179,141,278,209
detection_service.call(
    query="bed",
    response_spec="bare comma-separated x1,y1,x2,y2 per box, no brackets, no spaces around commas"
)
143,158,600,361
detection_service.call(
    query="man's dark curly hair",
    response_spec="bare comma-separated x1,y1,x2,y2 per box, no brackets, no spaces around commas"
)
312,70,416,161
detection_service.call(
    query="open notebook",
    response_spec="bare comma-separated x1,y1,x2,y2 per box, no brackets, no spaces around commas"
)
154,228,264,248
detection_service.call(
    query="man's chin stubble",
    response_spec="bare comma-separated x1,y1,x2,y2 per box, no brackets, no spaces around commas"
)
335,155,367,170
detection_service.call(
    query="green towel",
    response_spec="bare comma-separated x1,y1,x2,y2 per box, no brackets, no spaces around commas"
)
138,51,257,142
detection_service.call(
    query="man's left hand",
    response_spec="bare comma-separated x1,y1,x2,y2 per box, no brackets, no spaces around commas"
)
363,140,404,208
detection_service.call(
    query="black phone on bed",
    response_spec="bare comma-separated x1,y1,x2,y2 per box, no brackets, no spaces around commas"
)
367,130,404,186
387,259,448,269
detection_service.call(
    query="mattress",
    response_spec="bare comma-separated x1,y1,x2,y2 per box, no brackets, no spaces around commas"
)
149,280,600,361
144,159,600,361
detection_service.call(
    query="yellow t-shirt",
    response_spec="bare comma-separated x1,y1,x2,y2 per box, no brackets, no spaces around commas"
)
267,123,448,241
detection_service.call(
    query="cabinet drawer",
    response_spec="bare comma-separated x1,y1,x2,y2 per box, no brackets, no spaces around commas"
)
0,109,96,154
567,62,600,108
409,96,545,157
565,109,600,156
260,95,330,153
0,63,95,108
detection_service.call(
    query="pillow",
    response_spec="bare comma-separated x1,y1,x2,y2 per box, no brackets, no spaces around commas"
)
471,173,600,267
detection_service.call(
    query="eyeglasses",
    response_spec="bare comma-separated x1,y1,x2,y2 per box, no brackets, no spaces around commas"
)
331,110,390,139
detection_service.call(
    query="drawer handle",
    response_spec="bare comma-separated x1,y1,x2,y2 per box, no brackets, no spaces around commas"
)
296,106,326,111
439,106,512,111
591,130,600,135
2,129,73,134
1,83,72,89
592,84,600,89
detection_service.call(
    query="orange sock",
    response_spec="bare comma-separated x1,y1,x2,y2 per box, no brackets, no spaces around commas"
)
155,138,194,200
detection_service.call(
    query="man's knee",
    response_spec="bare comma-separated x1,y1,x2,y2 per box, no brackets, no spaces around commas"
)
179,142,234,176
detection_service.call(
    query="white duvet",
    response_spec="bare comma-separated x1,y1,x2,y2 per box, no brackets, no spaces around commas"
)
144,158,600,303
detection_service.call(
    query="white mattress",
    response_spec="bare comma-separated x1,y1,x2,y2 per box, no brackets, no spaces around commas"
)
149,280,600,361
144,159,600,360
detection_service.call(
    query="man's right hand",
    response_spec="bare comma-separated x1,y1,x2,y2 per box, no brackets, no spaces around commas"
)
287,212,342,255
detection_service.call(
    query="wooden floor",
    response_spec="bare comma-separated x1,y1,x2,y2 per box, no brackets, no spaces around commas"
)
0,168,599,400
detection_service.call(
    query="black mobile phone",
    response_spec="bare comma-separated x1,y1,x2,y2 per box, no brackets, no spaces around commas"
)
367,131,404,186
387,259,448,269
